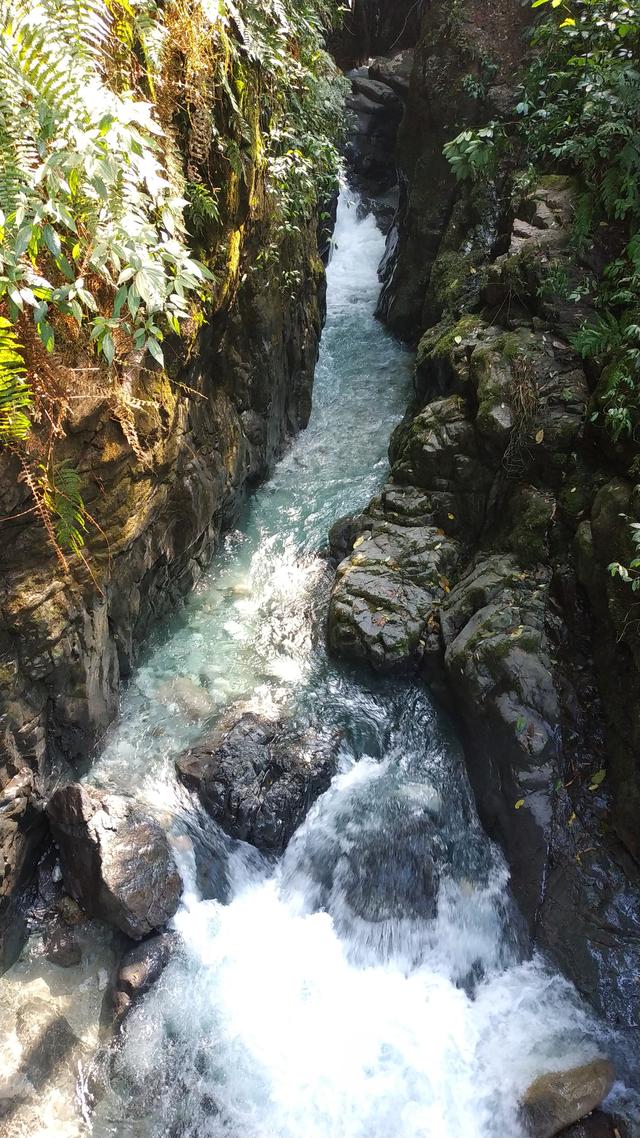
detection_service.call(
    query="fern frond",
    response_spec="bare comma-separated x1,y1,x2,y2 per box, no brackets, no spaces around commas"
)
39,458,86,554
0,316,32,442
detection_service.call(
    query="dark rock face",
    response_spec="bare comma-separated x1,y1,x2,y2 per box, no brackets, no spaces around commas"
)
330,3,421,69
0,766,46,970
441,555,559,928
47,785,182,939
521,1060,616,1138
345,62,406,192
176,711,339,854
377,1,529,339
112,932,177,1024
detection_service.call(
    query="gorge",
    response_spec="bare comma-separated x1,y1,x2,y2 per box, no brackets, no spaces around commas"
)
1,1,640,1136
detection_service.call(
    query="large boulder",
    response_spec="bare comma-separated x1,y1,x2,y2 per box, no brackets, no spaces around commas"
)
328,517,459,670
46,785,182,939
390,394,491,537
176,711,339,854
441,555,560,928
521,1059,615,1138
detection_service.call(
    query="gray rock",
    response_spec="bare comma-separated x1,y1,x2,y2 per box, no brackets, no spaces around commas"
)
113,931,177,1024
390,395,491,537
176,711,339,854
369,50,415,97
47,785,182,939
328,518,459,671
351,76,404,110
327,513,370,563
441,555,560,928
521,1059,615,1138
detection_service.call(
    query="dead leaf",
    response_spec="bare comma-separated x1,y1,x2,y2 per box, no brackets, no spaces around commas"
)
535,428,544,444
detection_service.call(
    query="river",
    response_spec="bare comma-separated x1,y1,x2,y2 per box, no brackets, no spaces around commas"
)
0,193,619,1138
88,193,612,1137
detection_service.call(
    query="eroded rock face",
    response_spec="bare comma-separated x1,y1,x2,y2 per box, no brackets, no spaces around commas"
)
0,766,46,971
176,711,339,853
441,555,559,927
521,1059,615,1138
47,785,182,939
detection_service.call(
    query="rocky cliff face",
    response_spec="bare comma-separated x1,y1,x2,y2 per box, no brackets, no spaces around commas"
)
328,0,640,1045
0,175,325,969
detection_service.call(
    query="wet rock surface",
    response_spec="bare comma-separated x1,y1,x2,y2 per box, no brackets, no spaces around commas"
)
176,711,340,854
521,1059,616,1138
0,766,46,970
47,785,182,939
112,931,177,1025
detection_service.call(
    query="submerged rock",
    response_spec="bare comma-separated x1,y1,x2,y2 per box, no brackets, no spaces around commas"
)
521,1059,615,1138
42,925,82,968
46,785,182,939
176,711,339,854
112,931,177,1025
156,676,213,721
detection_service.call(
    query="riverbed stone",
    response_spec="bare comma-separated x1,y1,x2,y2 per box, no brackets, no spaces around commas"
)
176,711,339,853
521,1059,615,1138
46,785,182,939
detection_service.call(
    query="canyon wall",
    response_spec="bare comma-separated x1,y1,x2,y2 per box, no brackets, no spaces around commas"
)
331,0,640,1046
0,114,327,970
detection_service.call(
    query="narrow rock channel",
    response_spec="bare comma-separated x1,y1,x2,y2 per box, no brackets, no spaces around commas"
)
2,193,634,1137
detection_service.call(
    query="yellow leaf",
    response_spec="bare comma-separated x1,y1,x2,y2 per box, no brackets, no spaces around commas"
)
454,336,462,345
535,428,544,444
514,799,525,810
560,16,576,26
447,512,455,520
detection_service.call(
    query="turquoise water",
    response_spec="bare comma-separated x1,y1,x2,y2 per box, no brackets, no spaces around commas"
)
90,192,413,795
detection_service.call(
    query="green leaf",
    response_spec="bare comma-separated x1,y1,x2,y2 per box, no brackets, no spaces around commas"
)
146,337,164,365
101,333,115,365
588,768,606,791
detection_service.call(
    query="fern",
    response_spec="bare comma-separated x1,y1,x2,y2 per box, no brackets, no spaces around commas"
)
0,0,212,366
0,316,32,441
39,459,86,554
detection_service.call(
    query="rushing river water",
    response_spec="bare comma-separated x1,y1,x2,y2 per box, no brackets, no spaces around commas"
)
2,193,624,1138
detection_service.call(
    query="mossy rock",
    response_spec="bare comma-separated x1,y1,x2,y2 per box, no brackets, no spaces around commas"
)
507,486,556,568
